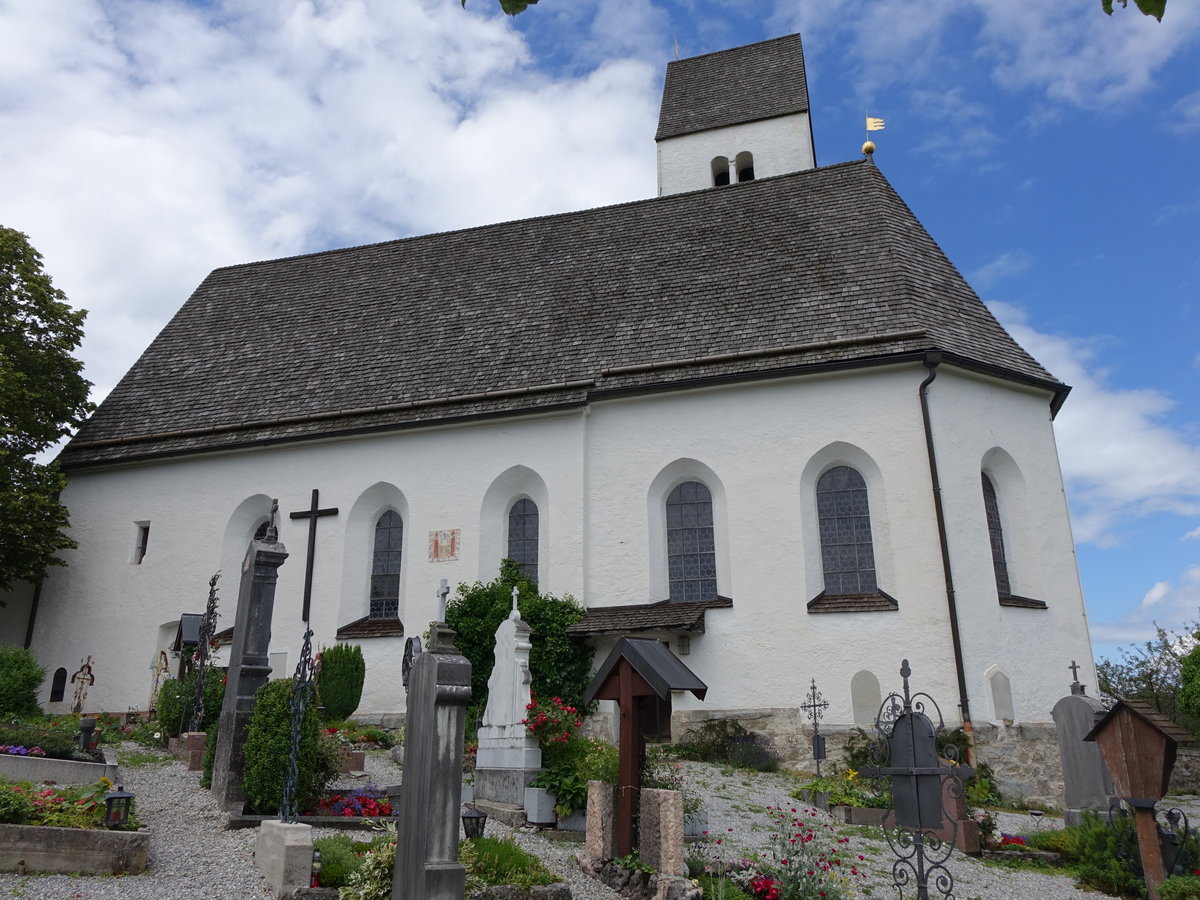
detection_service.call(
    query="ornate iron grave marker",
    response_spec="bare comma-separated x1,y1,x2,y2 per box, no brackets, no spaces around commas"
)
861,660,974,900
800,677,830,776
189,572,221,733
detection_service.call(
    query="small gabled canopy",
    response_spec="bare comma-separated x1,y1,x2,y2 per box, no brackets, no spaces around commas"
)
171,613,204,651
583,637,707,706
1084,699,1192,745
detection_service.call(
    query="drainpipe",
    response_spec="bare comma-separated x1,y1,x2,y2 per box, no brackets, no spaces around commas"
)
918,351,975,766
23,579,43,650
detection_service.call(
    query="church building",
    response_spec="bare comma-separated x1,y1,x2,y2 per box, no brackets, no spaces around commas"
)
6,35,1095,792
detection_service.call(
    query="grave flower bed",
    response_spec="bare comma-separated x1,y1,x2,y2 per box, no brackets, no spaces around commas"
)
0,776,147,875
310,785,391,818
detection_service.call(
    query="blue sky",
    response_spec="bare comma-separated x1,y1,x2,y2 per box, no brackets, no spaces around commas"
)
1,0,1197,662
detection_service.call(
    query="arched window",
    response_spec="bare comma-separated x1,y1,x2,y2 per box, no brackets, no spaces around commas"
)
735,151,755,182
711,156,730,186
989,668,1015,723
666,481,717,603
816,466,876,595
851,670,881,724
253,520,269,540
50,667,68,703
370,511,403,619
981,474,1010,598
507,498,539,584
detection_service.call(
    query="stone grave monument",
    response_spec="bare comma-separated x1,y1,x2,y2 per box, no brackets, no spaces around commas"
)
211,504,288,813
1051,660,1118,826
393,620,472,900
473,586,543,823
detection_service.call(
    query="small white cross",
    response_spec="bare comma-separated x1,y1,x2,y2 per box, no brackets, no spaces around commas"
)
436,578,450,622
511,585,520,615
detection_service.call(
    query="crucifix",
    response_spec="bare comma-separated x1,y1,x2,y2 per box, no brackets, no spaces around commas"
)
288,489,339,623
800,677,831,776
1069,659,1085,695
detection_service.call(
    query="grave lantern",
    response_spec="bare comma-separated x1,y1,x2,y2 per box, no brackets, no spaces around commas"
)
461,805,488,839
582,637,707,857
310,847,322,887
104,784,134,828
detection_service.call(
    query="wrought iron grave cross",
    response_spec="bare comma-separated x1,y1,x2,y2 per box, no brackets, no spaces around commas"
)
800,677,830,775
862,659,975,900
288,489,339,622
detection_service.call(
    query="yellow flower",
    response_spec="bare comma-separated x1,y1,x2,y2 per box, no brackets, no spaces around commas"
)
99,776,114,787
846,769,859,780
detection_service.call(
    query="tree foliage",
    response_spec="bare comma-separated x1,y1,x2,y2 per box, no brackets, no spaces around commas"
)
317,643,367,720
0,226,93,592
461,0,538,16
1097,622,1199,735
445,559,592,720
1102,0,1167,21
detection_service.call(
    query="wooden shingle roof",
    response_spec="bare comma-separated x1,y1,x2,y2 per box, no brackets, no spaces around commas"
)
655,34,810,141
61,159,1064,467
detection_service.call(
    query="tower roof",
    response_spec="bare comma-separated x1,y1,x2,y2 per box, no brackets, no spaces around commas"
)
61,160,1064,467
655,34,810,141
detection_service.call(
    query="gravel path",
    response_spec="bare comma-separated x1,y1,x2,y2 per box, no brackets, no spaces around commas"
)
0,746,1188,899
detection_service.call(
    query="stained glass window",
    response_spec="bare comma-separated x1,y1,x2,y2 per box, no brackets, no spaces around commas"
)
982,474,1011,598
667,481,717,603
816,466,877,595
370,510,403,619
508,498,539,585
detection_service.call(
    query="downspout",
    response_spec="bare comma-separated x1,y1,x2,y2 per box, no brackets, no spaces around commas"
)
23,578,43,650
918,351,975,765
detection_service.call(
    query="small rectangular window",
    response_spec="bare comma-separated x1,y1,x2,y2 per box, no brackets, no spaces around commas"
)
133,523,150,564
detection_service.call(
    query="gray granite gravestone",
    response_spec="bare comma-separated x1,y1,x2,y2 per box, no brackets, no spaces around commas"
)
474,587,542,814
210,519,288,813
1051,665,1118,826
393,621,472,900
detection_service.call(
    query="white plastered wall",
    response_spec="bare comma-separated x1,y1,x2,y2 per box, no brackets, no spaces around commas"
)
656,112,815,196
28,362,1093,728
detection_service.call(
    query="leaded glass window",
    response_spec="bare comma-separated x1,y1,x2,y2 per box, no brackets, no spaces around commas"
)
666,481,717,603
816,466,877,595
982,474,1011,597
370,510,403,619
508,498,539,585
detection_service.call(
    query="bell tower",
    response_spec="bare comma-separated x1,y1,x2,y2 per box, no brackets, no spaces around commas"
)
655,34,816,197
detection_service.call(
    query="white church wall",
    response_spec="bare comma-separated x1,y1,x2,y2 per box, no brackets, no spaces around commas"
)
919,368,1096,726
29,362,1089,732
656,112,814,196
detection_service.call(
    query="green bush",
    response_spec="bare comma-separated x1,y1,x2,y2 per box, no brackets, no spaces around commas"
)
674,719,781,771
695,874,755,900
156,669,225,738
242,679,335,815
0,722,83,760
318,644,366,721
0,647,44,718
446,560,592,721
1073,811,1146,899
0,785,34,824
1160,875,1200,900
314,833,368,887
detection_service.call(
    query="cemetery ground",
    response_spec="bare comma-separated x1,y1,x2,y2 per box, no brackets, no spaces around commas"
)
0,742,1159,900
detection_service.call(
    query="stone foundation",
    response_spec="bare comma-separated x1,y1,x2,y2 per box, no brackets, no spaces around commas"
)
1169,748,1200,794
670,708,1067,810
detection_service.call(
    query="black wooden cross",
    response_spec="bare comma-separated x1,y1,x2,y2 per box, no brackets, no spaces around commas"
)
1069,659,1081,681
289,489,339,622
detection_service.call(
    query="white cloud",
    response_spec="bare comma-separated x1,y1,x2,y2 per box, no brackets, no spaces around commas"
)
1185,526,1200,541
0,0,660,405
1091,566,1200,648
989,302,1200,546
968,250,1033,291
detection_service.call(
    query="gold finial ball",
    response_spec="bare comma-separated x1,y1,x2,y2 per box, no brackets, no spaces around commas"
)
862,140,876,156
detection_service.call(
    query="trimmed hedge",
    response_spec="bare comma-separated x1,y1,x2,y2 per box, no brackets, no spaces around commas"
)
0,647,45,718
318,644,366,721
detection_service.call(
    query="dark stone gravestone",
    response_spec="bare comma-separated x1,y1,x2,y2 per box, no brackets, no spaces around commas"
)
211,509,288,813
1051,663,1118,826
392,622,472,900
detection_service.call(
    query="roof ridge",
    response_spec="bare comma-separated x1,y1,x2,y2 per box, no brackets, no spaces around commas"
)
209,159,872,275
